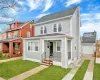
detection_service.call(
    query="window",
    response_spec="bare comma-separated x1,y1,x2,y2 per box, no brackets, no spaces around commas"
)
27,31,30,37
44,26,47,33
15,43,19,50
8,32,12,38
53,24,57,32
58,23,62,32
28,42,31,51
30,24,32,28
27,41,39,52
40,27,43,34
56,41,61,52
11,24,14,28
53,23,62,32
14,31,18,37
40,26,47,34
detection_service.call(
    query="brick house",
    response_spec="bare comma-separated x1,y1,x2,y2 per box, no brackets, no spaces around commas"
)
0,20,34,57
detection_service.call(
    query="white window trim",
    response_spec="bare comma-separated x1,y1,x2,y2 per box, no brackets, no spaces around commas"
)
56,41,61,52
40,26,47,34
27,41,39,52
53,22,62,33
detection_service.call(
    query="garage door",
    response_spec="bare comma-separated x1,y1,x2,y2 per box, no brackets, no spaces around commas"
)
82,45,94,54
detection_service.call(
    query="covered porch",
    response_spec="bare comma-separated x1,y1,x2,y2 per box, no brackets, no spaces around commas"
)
2,38,22,57
41,36,72,68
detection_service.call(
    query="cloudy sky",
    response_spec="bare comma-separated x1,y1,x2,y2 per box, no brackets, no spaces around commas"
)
0,0,100,38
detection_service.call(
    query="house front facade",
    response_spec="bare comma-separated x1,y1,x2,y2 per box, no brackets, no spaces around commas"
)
0,21,34,57
23,6,81,68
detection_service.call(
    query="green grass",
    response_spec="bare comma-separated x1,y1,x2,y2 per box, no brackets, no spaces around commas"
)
93,63,100,80
0,56,10,60
72,60,90,80
25,66,71,80
0,59,40,79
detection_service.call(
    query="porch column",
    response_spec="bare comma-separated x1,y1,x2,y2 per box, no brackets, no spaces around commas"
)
9,42,13,57
40,39,44,63
23,40,26,60
61,37,68,68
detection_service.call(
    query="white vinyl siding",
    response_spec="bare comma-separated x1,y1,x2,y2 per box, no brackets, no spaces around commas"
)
35,19,70,36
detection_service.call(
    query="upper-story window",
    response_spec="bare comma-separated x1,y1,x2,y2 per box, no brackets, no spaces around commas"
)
11,24,14,29
53,24,57,32
14,31,18,37
27,31,30,37
30,24,32,28
40,27,43,34
53,23,62,33
44,26,47,34
8,32,12,38
58,23,62,32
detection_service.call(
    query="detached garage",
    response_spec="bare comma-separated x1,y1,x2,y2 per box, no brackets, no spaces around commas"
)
81,31,96,54
82,43,95,54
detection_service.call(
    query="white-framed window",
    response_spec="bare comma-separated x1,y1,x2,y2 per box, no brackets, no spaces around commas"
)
53,24,57,32
40,27,43,34
44,26,47,33
53,23,62,33
11,24,14,28
30,24,32,28
14,31,18,37
58,23,62,32
56,41,61,52
27,41,39,52
8,32,12,38
27,31,30,37
40,26,47,34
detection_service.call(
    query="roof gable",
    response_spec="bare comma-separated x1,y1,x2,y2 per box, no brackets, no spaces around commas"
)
36,6,78,23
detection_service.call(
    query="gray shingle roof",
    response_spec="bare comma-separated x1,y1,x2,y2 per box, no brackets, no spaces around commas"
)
82,32,96,43
36,6,78,23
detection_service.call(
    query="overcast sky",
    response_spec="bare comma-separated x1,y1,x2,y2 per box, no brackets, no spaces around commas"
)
0,0,100,38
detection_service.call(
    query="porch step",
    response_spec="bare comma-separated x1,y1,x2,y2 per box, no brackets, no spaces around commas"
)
42,60,53,66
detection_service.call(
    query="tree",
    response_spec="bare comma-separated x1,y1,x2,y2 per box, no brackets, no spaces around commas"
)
0,0,19,24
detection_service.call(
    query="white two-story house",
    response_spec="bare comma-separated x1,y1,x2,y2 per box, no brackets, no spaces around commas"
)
23,6,81,68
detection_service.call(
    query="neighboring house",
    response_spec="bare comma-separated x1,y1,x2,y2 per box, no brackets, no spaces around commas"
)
81,31,96,54
0,32,7,51
23,6,81,68
0,21,34,57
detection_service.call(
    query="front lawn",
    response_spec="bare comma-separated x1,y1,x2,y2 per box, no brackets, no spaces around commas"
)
0,56,10,60
0,59,40,79
25,66,71,80
93,63,100,80
72,60,90,80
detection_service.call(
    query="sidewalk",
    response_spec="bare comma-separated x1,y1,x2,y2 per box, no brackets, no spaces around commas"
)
62,59,84,80
8,65,48,80
0,57,21,63
83,59,94,80
0,77,5,80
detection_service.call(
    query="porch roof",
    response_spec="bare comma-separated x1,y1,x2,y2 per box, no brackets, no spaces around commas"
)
23,33,73,40
2,38,22,42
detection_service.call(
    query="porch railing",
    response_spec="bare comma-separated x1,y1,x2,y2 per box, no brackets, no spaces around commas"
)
41,52,61,62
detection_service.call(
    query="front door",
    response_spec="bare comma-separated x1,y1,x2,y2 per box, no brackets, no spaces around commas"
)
50,42,53,56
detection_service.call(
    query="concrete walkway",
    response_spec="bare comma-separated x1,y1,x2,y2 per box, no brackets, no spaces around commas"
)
0,57,21,63
0,77,5,80
83,59,94,80
8,65,48,80
62,59,84,80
